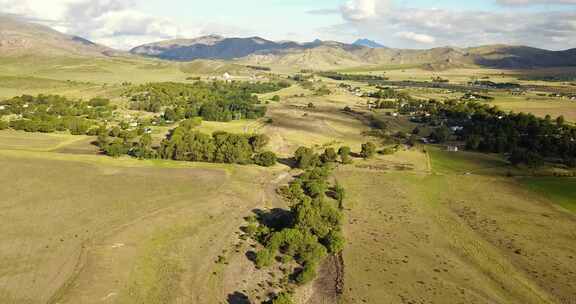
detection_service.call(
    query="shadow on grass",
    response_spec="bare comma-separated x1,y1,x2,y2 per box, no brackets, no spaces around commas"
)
227,291,250,304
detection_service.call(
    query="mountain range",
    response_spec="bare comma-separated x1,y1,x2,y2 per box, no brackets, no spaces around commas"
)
2,15,576,71
353,39,386,49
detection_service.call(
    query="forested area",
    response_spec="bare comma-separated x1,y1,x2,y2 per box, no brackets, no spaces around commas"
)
433,101,576,167
362,87,576,167
0,95,115,134
96,118,277,166
123,81,290,122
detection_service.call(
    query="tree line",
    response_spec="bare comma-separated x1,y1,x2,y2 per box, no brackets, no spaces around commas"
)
244,146,349,303
97,118,278,167
317,71,388,82
433,101,576,167
124,81,289,122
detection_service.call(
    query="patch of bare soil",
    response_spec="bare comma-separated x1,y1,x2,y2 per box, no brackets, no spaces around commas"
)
303,254,344,304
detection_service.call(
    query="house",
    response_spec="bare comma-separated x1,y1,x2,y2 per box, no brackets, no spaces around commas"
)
0,105,5,110
222,72,232,82
446,145,459,152
450,126,464,132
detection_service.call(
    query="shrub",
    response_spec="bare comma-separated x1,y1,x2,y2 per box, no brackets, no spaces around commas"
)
338,146,352,164
322,230,345,254
295,263,317,285
320,148,338,163
255,249,274,268
360,142,377,159
271,292,294,304
294,146,320,169
254,151,277,167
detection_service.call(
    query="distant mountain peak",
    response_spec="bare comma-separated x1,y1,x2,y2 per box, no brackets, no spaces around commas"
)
353,38,386,48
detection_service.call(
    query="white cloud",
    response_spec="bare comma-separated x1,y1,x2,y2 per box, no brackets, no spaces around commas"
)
395,31,435,44
327,1,576,50
341,0,392,22
0,0,206,49
497,0,576,5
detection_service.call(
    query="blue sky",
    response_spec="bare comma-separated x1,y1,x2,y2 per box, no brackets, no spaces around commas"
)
1,0,575,49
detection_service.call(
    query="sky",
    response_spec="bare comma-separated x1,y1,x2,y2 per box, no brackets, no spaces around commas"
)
1,0,575,50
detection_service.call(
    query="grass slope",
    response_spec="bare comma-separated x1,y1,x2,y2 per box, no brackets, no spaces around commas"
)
0,146,276,304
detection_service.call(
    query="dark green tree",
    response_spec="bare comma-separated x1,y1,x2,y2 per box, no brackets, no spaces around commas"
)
360,142,377,159
254,151,277,167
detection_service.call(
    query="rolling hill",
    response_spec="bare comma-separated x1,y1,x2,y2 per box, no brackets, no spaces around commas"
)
0,15,120,58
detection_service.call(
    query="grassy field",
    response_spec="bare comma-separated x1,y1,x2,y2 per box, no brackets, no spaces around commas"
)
491,93,576,122
0,146,287,304
520,177,576,213
336,146,576,304
1,61,575,304
0,130,91,152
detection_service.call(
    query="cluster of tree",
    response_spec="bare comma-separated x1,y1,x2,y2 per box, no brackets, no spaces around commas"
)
246,154,346,303
367,87,414,106
461,92,494,101
293,145,356,169
519,75,576,82
124,81,289,122
434,101,576,167
0,95,116,135
317,72,388,82
97,118,277,167
245,65,272,71
432,76,449,83
469,80,521,90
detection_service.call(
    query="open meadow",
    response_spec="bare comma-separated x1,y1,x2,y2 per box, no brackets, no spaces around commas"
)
336,148,576,304
0,134,289,304
1,61,576,304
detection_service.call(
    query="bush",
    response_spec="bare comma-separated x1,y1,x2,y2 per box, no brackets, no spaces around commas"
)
322,230,345,254
294,146,320,169
338,146,352,164
255,249,274,268
0,120,8,130
379,147,396,155
360,142,377,159
271,292,294,304
254,151,277,167
295,263,317,285
320,148,338,163
103,140,129,158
